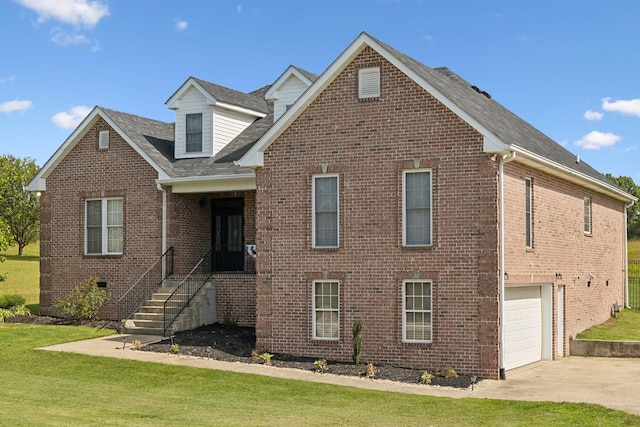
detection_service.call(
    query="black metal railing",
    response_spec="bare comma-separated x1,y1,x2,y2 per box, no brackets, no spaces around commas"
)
163,250,214,335
212,244,256,274
117,247,174,330
629,260,640,310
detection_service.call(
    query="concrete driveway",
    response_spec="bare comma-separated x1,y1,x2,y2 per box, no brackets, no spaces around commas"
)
41,336,640,416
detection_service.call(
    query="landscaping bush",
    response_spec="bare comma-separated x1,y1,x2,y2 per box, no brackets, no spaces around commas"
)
54,277,109,321
0,294,26,309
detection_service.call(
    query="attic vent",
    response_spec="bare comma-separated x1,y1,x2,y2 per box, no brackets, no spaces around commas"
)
471,85,491,99
99,130,109,149
359,67,380,99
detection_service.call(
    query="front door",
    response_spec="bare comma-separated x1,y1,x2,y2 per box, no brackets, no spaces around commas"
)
212,198,244,272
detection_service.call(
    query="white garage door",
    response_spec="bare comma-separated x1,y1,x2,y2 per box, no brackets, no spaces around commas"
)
504,286,542,370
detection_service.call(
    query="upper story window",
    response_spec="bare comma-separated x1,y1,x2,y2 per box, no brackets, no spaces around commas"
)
584,196,591,234
186,113,203,153
359,67,380,99
86,198,123,255
313,175,339,248
403,169,432,246
525,178,533,248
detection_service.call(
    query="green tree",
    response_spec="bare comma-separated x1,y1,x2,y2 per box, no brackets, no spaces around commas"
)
606,174,640,239
0,155,40,255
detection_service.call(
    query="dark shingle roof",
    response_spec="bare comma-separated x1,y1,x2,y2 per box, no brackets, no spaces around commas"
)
371,35,613,187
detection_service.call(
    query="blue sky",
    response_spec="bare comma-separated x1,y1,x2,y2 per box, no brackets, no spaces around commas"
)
1,0,639,180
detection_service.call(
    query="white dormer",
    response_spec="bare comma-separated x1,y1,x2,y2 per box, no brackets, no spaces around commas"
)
166,77,267,159
266,66,315,122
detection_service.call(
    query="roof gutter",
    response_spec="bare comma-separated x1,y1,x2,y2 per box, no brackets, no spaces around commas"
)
625,200,636,309
498,151,516,380
156,183,167,276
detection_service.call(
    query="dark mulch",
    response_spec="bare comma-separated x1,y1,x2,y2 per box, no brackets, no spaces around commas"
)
139,322,480,389
7,316,479,388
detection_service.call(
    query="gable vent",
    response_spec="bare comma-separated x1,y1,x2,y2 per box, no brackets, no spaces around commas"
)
99,130,110,149
359,67,380,99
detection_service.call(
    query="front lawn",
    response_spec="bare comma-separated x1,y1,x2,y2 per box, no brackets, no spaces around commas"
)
0,241,39,311
577,309,640,341
0,324,638,426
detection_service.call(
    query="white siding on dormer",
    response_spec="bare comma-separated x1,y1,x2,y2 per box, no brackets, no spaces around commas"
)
175,87,214,158
213,107,256,155
272,75,310,121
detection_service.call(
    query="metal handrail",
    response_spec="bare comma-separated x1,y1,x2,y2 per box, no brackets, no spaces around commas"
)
117,247,174,331
163,249,214,335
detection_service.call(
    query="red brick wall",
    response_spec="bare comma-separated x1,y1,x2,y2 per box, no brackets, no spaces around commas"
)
39,118,163,318
255,47,501,378
503,163,626,357
215,273,256,326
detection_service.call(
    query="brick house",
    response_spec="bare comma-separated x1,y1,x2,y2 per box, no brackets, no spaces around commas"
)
29,33,635,379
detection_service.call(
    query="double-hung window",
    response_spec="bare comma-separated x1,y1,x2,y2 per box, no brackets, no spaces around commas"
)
403,280,432,342
525,178,532,248
312,280,340,339
584,196,591,234
186,113,203,153
86,198,123,255
403,169,432,246
313,175,339,248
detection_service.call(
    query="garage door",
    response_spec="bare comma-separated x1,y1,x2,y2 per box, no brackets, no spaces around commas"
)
504,286,542,370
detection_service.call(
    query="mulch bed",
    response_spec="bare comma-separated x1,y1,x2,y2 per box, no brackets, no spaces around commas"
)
7,316,480,389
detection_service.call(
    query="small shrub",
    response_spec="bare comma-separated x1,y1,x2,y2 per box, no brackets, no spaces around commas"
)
0,303,31,322
365,362,378,378
352,318,363,365
251,348,260,360
442,368,458,379
0,294,26,309
314,359,328,373
54,276,109,321
170,343,180,354
0,308,14,322
420,371,434,384
132,340,142,350
221,313,239,329
258,352,274,365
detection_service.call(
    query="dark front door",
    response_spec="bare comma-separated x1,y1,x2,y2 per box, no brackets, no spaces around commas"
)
212,198,244,272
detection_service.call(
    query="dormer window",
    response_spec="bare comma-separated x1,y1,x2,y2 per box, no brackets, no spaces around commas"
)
186,113,203,153
359,67,380,99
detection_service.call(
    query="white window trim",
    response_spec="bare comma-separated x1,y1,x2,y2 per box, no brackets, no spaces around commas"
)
402,280,433,343
584,196,591,235
402,169,433,247
185,112,203,153
85,197,123,255
312,174,339,248
525,177,532,248
312,280,340,340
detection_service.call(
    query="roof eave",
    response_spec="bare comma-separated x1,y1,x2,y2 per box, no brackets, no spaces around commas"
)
157,172,256,193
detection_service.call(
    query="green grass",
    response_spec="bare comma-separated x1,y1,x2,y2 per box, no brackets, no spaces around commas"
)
629,239,640,261
0,324,638,426
0,241,40,311
577,309,640,341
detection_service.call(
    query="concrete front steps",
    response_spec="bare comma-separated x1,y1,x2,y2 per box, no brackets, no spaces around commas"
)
123,279,217,336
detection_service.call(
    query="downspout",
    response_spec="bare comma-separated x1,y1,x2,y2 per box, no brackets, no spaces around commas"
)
157,183,167,277
625,201,635,309
498,151,516,380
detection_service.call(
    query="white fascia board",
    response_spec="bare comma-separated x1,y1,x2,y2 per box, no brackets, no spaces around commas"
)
157,173,256,193
213,101,267,118
26,106,103,192
265,65,314,100
238,34,370,168
511,146,637,202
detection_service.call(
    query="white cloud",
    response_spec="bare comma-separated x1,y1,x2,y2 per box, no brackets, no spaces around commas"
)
584,110,603,121
602,97,640,117
14,0,109,28
51,105,91,129
51,28,88,45
175,19,188,31
574,131,621,150
0,75,16,84
237,4,243,13
0,99,32,113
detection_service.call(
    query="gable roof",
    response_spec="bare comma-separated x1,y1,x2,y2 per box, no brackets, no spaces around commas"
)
165,76,268,117
265,65,317,100
238,32,635,203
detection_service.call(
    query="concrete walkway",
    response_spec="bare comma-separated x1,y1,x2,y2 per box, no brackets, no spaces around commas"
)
39,334,640,416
